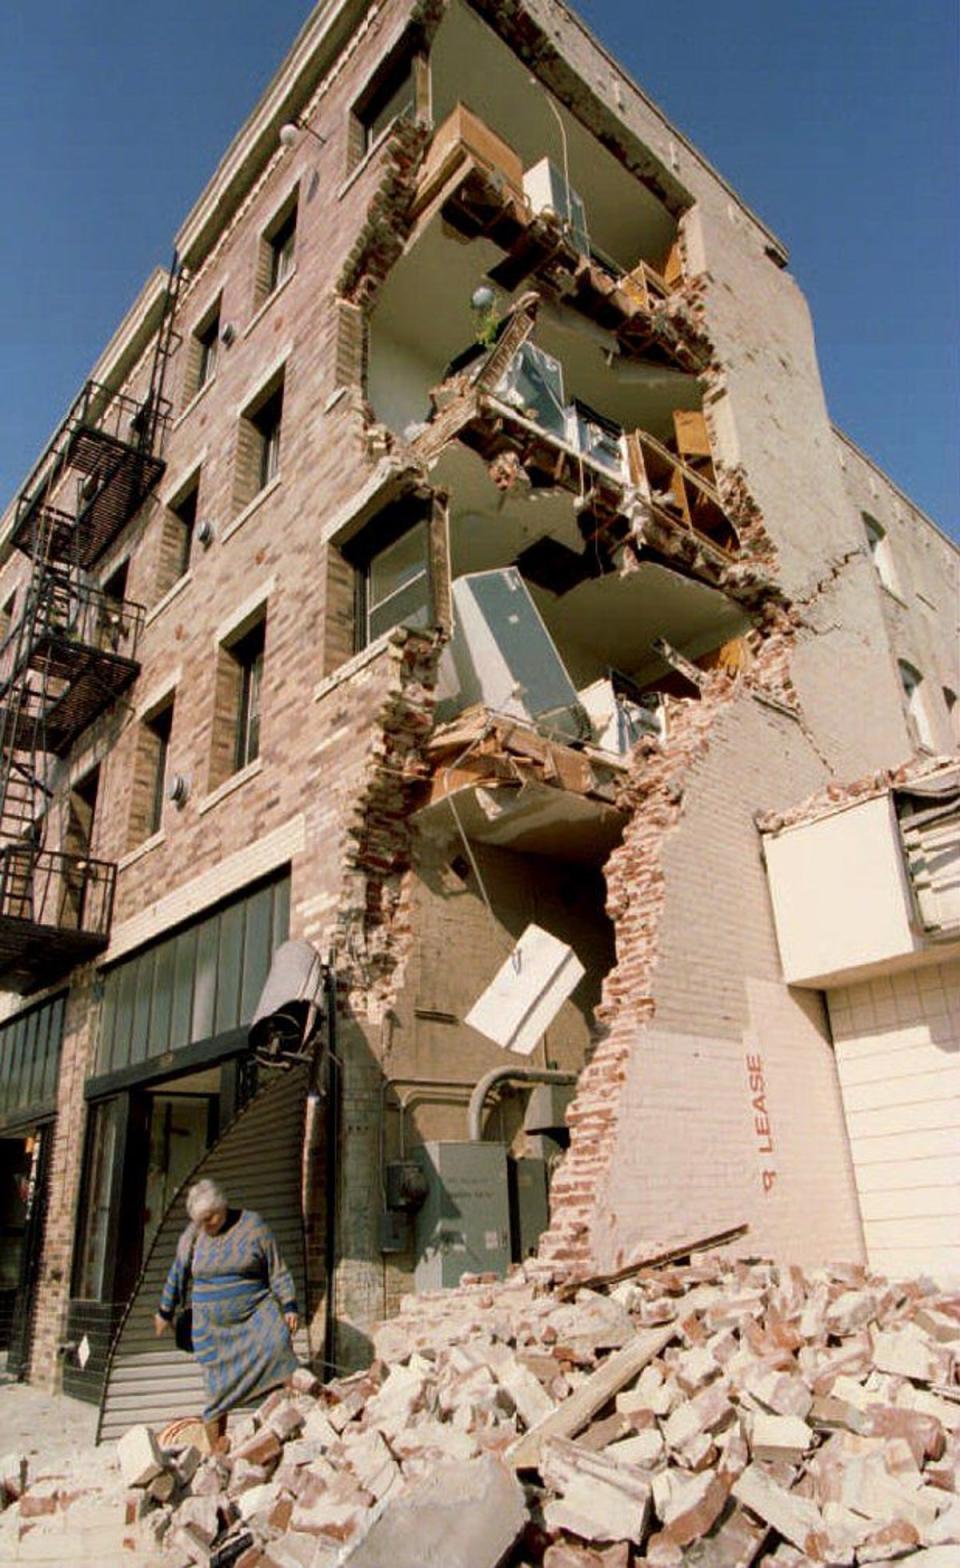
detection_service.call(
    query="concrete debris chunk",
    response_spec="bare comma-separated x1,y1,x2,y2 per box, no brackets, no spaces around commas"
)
543,1472,651,1545
732,1461,824,1552
872,1326,955,1384
749,1411,814,1461
341,1454,526,1567
117,1423,166,1488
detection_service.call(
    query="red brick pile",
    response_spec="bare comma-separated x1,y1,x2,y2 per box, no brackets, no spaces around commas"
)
4,1254,959,1566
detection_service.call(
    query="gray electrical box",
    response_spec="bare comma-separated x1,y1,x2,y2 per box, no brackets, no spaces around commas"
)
412,1141,511,1291
512,1156,549,1261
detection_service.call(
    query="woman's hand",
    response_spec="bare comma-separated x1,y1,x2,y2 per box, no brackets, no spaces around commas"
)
154,1314,171,1337
284,1311,299,1335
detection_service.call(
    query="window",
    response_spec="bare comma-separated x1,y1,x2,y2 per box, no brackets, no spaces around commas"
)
899,660,935,751
233,374,285,514
196,313,219,391
234,621,265,771
268,208,296,292
60,767,100,928
350,37,421,167
73,1098,122,1300
146,702,173,837
102,559,129,606
97,873,290,1076
97,560,132,653
863,513,899,596
157,477,198,597
182,299,221,408
256,197,298,306
0,590,16,646
210,612,267,789
256,387,283,491
127,697,174,849
943,687,958,744
347,497,433,651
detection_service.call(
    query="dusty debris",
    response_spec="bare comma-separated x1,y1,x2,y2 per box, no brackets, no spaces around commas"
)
2,1252,959,1565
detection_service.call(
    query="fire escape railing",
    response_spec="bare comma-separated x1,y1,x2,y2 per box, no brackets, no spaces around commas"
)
0,261,181,991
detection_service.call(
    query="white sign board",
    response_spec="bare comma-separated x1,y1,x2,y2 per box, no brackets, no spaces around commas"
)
465,923,585,1056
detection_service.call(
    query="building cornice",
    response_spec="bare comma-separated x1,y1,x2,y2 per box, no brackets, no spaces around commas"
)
175,0,374,270
832,424,958,554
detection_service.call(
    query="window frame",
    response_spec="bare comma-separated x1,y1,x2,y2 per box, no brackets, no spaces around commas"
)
349,32,426,169
256,190,299,308
196,315,219,392
146,700,174,838
898,659,936,752
160,474,199,596
233,369,286,516
183,295,222,409
209,604,269,791
345,496,434,653
863,512,900,598
233,621,265,773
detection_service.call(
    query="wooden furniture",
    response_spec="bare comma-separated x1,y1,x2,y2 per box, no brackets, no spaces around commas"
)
627,426,738,555
412,103,525,217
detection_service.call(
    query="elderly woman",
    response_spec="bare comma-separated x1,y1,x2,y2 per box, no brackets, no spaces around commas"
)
154,1179,300,1445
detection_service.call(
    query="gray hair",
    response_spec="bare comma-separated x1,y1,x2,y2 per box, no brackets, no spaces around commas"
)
186,1179,228,1221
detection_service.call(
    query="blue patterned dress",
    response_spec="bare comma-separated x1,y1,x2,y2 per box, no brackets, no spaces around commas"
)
158,1209,299,1420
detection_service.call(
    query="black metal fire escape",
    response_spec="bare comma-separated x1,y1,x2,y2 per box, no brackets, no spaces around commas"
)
0,265,181,992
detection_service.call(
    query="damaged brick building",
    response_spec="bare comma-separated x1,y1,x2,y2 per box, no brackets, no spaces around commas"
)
0,0,956,1438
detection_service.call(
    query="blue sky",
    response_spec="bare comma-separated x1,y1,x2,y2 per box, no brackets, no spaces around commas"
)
0,1,956,536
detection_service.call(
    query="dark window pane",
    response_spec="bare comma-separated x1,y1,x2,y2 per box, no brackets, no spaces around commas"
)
272,876,291,952
215,902,244,1034
240,884,273,1023
99,971,119,1075
114,961,139,1073
192,916,218,1042
74,1099,120,1300
171,926,198,1050
151,937,176,1058
25,1007,45,1107
43,997,65,1102
130,949,156,1065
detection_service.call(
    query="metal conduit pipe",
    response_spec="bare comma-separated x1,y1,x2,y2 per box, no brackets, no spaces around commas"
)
467,1066,577,1143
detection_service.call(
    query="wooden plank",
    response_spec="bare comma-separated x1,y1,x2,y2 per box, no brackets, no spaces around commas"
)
556,1222,749,1302
509,1323,676,1471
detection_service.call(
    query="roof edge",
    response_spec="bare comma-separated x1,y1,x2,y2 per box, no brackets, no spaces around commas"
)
832,424,957,553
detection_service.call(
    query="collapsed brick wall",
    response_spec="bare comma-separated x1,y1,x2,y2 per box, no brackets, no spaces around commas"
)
302,628,440,1352
539,608,804,1275
333,628,440,1021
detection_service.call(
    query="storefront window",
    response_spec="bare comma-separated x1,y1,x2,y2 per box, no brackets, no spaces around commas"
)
0,1136,31,1345
73,1100,120,1299
142,1093,215,1261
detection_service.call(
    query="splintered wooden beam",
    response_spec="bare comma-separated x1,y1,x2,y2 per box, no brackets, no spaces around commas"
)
509,1323,677,1471
555,1223,750,1302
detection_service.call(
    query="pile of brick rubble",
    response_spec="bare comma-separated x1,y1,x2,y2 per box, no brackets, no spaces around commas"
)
3,1252,959,1567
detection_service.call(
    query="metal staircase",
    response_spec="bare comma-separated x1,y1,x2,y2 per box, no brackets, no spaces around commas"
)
0,264,181,992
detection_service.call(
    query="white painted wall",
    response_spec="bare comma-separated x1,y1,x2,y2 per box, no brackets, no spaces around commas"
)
764,796,923,987
828,962,960,1284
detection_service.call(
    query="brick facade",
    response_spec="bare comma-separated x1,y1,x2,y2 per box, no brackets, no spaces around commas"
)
0,0,955,1391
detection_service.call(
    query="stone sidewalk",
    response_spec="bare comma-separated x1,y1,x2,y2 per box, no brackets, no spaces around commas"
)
0,1366,165,1567
0,1363,99,1468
